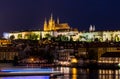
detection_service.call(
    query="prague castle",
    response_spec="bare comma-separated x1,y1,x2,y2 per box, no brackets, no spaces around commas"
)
3,14,120,42
43,14,70,31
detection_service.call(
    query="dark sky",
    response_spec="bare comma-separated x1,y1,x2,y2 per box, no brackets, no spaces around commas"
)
0,0,120,36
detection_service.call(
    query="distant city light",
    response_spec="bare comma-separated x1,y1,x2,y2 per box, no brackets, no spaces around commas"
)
71,58,78,63
3,32,9,39
118,63,120,67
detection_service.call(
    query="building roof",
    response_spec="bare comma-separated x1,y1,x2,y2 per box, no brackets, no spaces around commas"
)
55,23,70,30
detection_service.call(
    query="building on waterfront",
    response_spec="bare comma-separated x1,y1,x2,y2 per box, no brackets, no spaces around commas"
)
2,14,120,67
0,39,11,47
99,52,120,64
0,47,18,62
56,48,73,66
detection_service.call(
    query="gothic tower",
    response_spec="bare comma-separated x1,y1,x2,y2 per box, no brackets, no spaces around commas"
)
48,13,55,30
93,25,95,31
89,25,95,32
89,25,93,32
43,14,70,31
57,17,60,24
43,18,48,31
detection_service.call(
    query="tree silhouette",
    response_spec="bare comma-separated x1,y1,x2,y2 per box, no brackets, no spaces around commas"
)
18,34,22,39
10,35,15,40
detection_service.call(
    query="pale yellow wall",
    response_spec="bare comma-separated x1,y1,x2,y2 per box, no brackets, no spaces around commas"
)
4,30,120,42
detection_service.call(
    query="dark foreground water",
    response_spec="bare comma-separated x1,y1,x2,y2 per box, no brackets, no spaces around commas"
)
0,67,120,79
53,67,120,79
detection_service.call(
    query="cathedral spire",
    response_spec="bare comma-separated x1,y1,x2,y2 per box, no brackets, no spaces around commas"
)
57,17,60,24
44,18,47,24
93,25,95,31
50,13,53,21
44,18,48,31
89,25,93,32
89,25,95,32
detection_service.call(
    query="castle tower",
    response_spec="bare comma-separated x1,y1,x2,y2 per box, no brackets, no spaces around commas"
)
93,25,95,31
50,13,53,21
48,13,55,30
43,18,48,31
57,17,60,24
89,25,93,32
43,14,70,31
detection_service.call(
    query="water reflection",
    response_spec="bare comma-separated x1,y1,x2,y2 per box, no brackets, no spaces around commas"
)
54,67,70,79
54,67,89,79
0,67,120,79
54,67,120,79
98,69,119,79
72,68,77,79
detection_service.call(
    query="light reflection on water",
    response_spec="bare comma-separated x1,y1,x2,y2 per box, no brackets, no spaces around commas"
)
1,67,120,79
72,68,77,79
54,67,120,79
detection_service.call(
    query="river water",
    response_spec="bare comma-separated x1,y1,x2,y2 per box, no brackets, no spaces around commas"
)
53,67,120,79
0,67,120,79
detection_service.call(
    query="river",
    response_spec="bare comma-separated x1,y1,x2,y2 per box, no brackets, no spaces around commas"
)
0,67,120,79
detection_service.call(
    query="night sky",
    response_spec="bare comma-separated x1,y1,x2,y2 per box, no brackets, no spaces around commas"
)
0,0,120,36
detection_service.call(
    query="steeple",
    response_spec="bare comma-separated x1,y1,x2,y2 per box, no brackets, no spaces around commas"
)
89,25,93,32
44,18,48,31
48,13,55,30
57,17,60,24
44,18,47,24
50,13,53,21
89,25,95,32
93,25,95,31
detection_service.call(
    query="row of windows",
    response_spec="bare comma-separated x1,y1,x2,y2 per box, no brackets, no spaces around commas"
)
0,52,18,60
99,70,119,74
59,57,69,61
99,75,119,79
99,57,120,63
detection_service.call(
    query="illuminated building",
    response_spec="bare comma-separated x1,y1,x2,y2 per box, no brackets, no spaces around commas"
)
98,52,120,64
89,25,95,32
3,30,120,43
2,14,120,42
44,14,70,31
0,39,11,47
0,47,18,61
57,48,73,66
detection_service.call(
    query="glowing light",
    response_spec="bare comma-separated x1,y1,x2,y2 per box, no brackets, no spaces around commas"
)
72,68,77,79
3,32,9,39
30,58,34,61
72,68,77,75
1,68,53,73
71,58,78,63
118,63,120,67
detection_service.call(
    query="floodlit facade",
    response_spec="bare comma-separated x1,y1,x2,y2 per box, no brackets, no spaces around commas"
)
3,30,120,42
0,39,11,47
0,47,18,61
44,14,70,31
3,14,120,42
